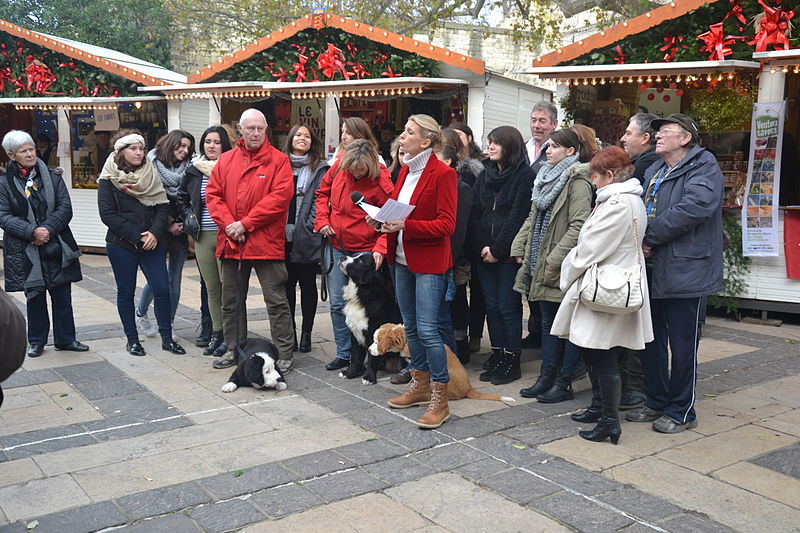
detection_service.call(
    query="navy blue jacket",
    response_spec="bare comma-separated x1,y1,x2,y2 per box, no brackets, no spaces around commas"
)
643,145,724,299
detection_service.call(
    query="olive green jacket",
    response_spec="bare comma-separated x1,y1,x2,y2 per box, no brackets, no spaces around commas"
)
511,163,593,303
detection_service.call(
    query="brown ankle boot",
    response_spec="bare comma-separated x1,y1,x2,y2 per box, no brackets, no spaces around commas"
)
387,370,431,408
416,382,450,429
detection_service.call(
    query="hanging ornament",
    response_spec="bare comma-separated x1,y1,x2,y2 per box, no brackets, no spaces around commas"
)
749,0,795,52
663,95,671,102
647,93,655,100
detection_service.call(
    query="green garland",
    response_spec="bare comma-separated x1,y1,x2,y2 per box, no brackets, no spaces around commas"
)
687,81,756,134
216,28,439,82
0,31,139,98
572,0,800,66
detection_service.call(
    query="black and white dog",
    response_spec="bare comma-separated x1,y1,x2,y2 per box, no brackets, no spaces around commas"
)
340,253,405,384
221,338,287,393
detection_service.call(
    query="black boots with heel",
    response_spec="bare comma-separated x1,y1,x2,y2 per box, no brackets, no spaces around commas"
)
519,366,556,398
579,372,621,445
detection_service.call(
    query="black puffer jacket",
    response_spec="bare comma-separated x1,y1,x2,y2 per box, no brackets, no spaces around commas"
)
468,158,535,261
288,162,329,264
0,160,82,292
97,179,169,252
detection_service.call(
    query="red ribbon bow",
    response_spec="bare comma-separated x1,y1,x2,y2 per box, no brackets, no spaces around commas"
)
381,65,401,78
748,0,795,52
318,44,351,80
25,58,57,94
351,62,371,79
613,45,626,64
723,0,747,25
290,53,308,82
373,51,389,64
659,34,687,62
698,22,744,60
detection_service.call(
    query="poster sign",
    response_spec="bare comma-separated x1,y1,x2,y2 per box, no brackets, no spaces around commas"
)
290,100,324,141
742,101,785,256
93,108,120,131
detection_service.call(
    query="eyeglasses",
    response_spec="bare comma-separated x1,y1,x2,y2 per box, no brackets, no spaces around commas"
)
657,128,687,137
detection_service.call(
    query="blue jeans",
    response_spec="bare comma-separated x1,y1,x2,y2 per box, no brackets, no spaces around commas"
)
437,269,457,352
392,263,449,383
27,283,76,345
539,300,580,374
107,243,172,343
477,262,522,352
137,242,186,324
328,247,371,361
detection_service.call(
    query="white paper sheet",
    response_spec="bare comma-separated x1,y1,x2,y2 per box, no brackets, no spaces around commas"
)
373,199,415,223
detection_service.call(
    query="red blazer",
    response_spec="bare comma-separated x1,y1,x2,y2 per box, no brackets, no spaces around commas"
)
206,137,293,260
383,154,457,274
314,162,393,253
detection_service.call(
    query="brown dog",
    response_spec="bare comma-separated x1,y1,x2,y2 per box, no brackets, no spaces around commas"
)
369,324,515,404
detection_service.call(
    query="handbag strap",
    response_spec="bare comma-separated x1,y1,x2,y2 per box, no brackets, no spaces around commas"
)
628,197,642,269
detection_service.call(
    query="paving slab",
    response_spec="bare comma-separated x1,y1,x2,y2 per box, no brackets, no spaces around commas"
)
0,473,91,522
714,461,800,509
188,498,267,533
757,408,800,437
0,457,43,488
596,487,684,523
478,467,560,504
385,472,569,533
529,491,635,532
115,512,203,532
200,462,298,499
117,481,213,520
749,441,800,479
607,456,800,533
247,483,326,518
7,501,127,533
239,492,429,533
303,467,388,502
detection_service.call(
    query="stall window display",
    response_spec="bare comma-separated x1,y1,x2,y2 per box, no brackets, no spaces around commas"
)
70,101,167,189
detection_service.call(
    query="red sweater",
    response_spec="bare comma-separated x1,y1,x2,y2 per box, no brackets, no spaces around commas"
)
314,162,393,253
206,138,293,260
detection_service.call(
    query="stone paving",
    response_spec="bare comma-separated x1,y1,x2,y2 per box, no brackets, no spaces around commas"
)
0,254,799,532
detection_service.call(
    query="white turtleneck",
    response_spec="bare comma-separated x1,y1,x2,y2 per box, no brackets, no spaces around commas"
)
395,148,432,266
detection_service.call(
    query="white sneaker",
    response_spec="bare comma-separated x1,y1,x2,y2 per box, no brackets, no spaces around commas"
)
135,312,158,338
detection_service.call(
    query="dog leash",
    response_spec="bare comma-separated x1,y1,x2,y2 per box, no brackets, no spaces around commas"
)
319,233,347,302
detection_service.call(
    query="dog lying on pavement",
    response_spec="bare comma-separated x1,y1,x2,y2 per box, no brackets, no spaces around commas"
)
370,323,515,403
221,338,287,393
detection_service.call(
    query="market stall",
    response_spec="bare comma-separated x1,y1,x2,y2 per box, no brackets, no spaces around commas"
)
0,18,185,248
519,0,800,313
138,11,551,159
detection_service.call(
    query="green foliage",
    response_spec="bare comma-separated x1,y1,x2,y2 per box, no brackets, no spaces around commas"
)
710,212,751,313
0,32,138,97
217,28,439,83
686,81,756,135
0,0,172,67
570,0,800,65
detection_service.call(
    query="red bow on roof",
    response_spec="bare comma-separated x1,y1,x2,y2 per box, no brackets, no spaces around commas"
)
748,0,795,52
318,44,351,80
659,34,688,62
290,54,308,82
723,0,747,25
698,22,744,60
351,62,371,79
613,45,626,64
25,58,57,94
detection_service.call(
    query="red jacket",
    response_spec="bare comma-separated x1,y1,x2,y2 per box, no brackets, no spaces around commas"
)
383,154,457,274
206,137,293,260
314,162,393,253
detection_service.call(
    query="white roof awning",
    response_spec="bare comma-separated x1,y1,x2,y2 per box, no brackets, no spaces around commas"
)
1,96,166,111
517,60,761,84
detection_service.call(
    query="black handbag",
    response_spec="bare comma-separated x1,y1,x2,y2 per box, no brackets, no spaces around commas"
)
182,208,200,240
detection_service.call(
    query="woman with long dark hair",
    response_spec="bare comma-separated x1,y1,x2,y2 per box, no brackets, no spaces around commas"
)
512,128,593,402
178,126,232,356
469,126,535,385
135,130,195,340
97,130,185,356
282,124,329,352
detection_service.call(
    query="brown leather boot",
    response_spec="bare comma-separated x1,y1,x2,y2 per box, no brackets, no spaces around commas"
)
416,382,450,429
387,370,431,408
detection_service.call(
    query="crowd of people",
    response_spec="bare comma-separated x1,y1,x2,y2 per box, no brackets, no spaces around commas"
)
0,102,723,439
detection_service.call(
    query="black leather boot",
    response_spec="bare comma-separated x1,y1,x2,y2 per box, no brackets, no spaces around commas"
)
203,331,224,356
479,348,505,382
299,331,312,353
519,366,556,398
195,317,214,347
536,372,574,403
572,365,602,422
579,372,621,444
456,337,470,365
491,349,521,385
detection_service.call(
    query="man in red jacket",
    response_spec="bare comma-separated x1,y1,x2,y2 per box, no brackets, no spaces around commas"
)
206,109,295,371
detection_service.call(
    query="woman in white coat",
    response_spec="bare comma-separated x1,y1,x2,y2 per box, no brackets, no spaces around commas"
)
551,146,653,444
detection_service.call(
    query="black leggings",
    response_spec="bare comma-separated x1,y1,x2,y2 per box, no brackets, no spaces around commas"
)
285,261,318,334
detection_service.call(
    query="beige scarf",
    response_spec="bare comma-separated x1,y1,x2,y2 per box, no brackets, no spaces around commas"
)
98,155,169,206
192,158,218,177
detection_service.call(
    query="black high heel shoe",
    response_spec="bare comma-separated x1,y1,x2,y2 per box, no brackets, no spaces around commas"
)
299,331,312,353
579,417,621,444
162,341,186,355
126,341,146,356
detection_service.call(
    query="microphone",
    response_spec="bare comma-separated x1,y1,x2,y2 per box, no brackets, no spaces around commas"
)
350,192,380,218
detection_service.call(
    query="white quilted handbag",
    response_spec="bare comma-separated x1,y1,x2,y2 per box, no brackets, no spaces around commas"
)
578,213,644,315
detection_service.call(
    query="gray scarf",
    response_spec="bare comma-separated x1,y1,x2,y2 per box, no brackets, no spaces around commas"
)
149,149,188,201
11,164,81,299
528,154,579,276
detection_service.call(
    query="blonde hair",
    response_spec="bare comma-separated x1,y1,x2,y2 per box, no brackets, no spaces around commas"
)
570,124,600,154
408,114,442,152
339,139,381,180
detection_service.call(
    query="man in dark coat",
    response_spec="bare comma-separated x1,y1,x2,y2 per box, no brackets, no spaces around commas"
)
622,113,661,184
0,287,26,407
627,114,723,434
0,130,88,358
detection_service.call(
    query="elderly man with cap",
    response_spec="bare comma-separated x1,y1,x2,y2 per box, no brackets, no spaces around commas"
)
625,113,723,434
205,108,295,372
